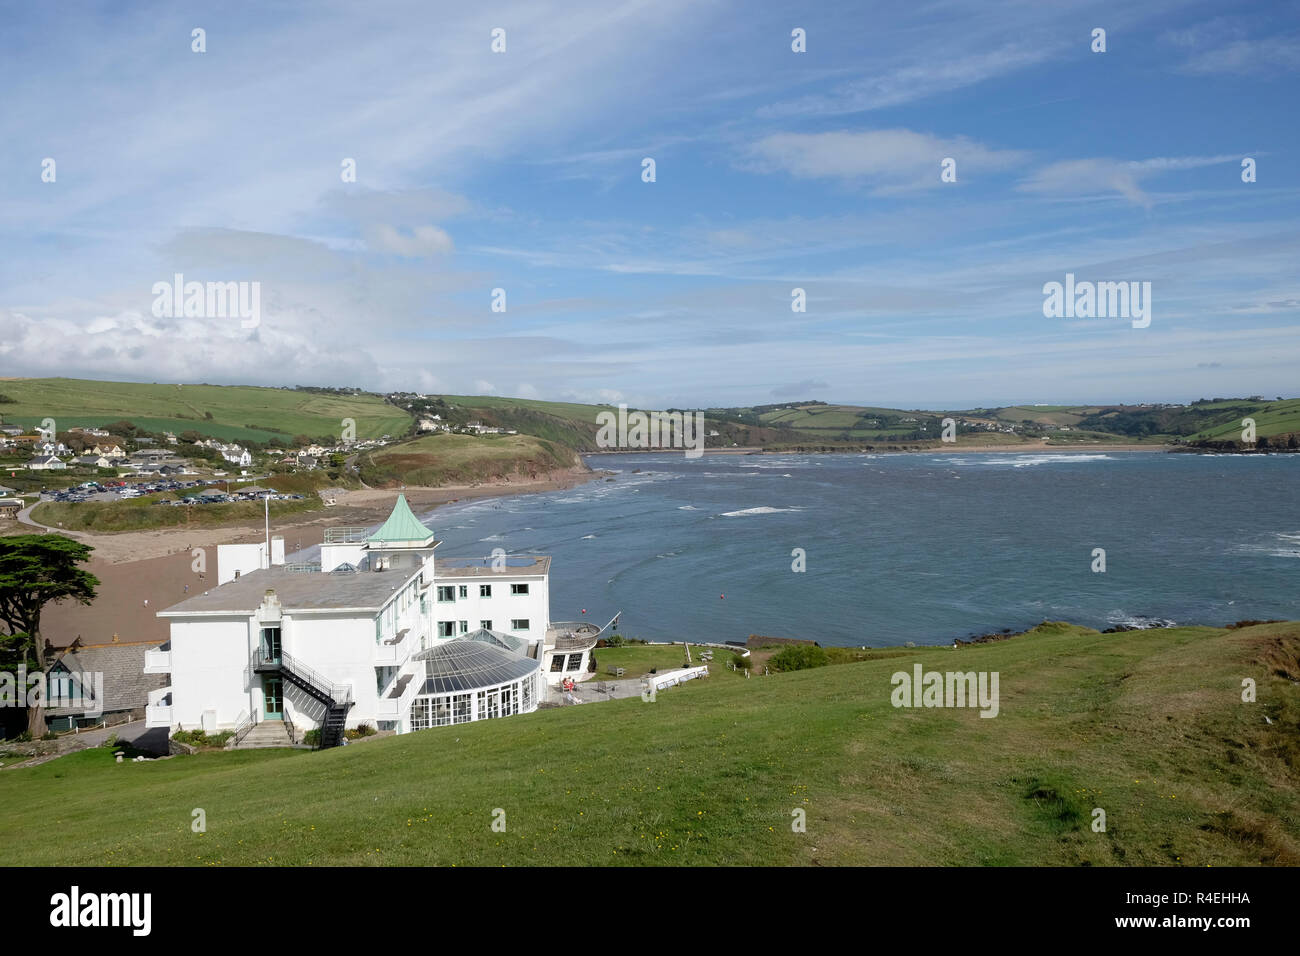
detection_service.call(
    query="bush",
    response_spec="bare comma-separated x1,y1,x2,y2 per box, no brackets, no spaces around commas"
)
604,634,625,648
304,729,321,747
768,645,830,673
344,723,376,740
170,728,233,749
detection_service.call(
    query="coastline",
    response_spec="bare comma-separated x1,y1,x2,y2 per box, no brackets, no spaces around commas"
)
39,464,608,650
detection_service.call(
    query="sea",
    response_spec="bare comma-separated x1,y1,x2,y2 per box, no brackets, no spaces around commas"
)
403,450,1298,648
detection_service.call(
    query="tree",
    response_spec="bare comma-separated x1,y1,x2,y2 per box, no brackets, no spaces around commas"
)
0,535,98,736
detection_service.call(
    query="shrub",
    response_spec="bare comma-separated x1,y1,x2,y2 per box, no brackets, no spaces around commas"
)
344,723,376,740
768,644,830,672
304,729,321,747
604,634,625,648
170,728,233,749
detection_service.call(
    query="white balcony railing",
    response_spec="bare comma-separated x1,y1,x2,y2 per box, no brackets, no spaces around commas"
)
143,648,171,674
375,624,417,665
144,704,173,729
375,665,423,721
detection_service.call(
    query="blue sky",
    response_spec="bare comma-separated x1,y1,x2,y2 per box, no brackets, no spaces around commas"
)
2,0,1298,409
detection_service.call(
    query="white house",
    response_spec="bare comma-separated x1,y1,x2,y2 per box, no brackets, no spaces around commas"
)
146,495,587,748
26,455,66,471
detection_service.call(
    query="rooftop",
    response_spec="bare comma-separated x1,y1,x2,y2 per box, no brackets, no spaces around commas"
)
158,564,419,616
369,494,436,547
436,555,551,578
413,638,540,695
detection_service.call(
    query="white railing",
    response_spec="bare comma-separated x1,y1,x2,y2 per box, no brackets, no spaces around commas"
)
375,666,423,721
375,625,415,665
143,647,171,673
145,704,173,729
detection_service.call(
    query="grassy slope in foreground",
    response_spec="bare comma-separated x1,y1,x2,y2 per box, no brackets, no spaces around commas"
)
3,622,1296,866
358,432,577,487
0,378,411,444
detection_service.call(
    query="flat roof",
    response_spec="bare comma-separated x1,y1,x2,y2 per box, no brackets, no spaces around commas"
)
158,565,419,617
435,555,550,578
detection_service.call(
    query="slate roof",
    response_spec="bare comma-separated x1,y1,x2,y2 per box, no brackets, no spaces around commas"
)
47,639,168,714
157,564,420,616
435,555,551,578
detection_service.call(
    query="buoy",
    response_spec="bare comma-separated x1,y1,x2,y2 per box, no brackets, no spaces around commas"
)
720,594,725,599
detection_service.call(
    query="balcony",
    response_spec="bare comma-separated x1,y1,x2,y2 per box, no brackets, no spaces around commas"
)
375,626,414,665
375,668,422,721
144,704,173,728
143,645,171,674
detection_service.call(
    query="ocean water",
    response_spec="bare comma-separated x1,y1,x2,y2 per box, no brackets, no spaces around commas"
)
414,451,1299,648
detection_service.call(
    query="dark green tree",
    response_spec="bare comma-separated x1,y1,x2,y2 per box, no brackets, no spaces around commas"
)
0,535,98,736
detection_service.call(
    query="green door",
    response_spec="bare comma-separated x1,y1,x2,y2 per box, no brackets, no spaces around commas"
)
263,677,283,719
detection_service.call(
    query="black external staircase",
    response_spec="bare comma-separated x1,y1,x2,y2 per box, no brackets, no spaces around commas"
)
253,648,353,749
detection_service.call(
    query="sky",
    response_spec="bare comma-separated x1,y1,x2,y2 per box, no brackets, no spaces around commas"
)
1,0,1298,410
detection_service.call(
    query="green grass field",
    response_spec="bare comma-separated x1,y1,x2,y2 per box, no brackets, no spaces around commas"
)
2,621,1295,866
358,432,577,487
31,492,322,533
0,378,411,444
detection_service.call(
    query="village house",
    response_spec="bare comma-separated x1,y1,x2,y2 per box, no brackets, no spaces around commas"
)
26,455,67,471
46,636,170,731
146,496,595,747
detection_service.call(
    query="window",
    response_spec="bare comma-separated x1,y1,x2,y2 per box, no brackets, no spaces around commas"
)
437,586,455,603
550,655,565,673
420,594,428,614
458,585,468,599
432,698,452,727
480,620,492,631
511,583,529,595
499,684,514,716
410,698,431,731
459,621,469,634
566,653,583,672
452,694,471,724
438,621,455,638
480,584,492,598
511,619,529,631
521,675,533,710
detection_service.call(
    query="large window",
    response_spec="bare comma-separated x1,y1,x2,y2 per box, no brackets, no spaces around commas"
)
438,621,455,638
566,653,583,672
479,584,492,597
550,655,565,673
411,676,536,733
511,619,529,631
480,620,492,631
511,583,529,595
437,586,455,603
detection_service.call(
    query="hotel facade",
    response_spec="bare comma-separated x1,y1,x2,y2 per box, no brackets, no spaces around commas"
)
144,495,600,746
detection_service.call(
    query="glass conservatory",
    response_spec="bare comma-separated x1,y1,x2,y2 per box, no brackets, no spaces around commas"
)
408,634,541,730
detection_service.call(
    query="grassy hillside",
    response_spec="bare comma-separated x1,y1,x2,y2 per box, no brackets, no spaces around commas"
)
0,378,411,444
2,621,1296,866
357,432,578,487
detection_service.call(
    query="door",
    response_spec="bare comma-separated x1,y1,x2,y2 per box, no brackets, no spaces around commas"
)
263,677,283,719
260,626,282,665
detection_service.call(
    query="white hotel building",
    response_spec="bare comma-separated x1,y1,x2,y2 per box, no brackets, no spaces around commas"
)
144,495,600,747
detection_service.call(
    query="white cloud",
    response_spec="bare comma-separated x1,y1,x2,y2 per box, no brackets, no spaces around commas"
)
746,129,1026,191
366,224,455,258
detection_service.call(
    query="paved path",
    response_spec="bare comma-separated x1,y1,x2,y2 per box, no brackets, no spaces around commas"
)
16,501,89,537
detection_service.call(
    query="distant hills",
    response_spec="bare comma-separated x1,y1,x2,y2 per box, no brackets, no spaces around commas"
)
2,378,1297,455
